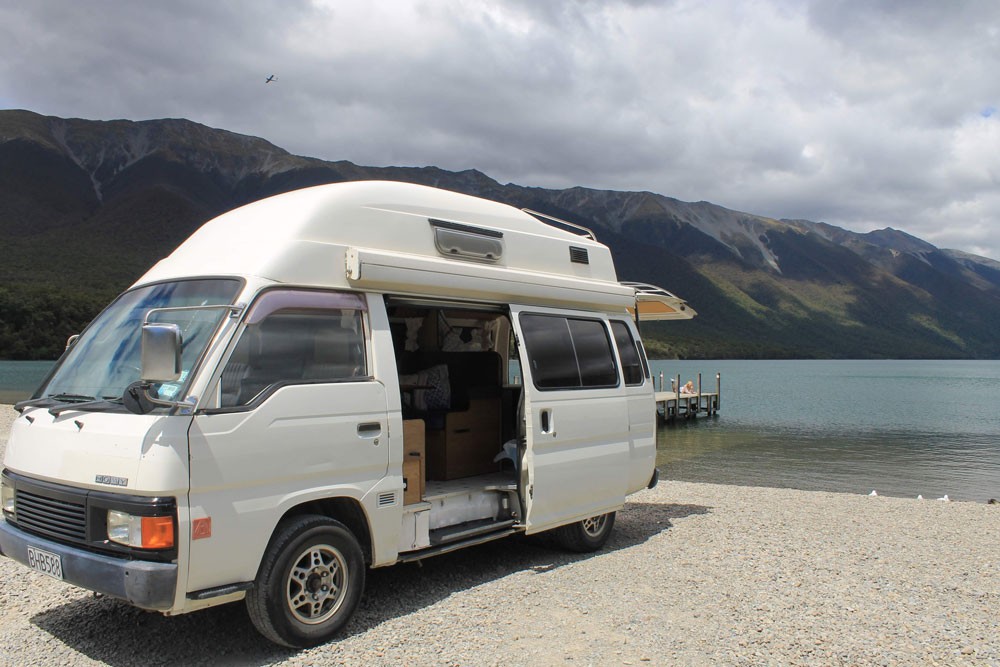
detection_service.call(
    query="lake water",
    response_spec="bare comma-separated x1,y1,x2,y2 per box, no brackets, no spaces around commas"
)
650,359,1000,503
2,359,998,502
0,361,54,405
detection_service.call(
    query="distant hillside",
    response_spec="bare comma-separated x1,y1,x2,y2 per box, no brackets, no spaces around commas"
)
3,108,1000,359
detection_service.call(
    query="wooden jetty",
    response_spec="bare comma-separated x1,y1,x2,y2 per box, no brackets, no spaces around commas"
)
655,372,721,422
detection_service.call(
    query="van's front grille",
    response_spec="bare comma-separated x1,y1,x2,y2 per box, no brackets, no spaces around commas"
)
15,489,87,542
2,470,178,562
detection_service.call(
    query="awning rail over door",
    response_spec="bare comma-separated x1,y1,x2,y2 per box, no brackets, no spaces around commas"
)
622,282,696,321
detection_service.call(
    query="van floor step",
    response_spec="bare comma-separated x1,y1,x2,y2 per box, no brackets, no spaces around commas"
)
423,473,516,502
430,518,517,546
398,526,520,563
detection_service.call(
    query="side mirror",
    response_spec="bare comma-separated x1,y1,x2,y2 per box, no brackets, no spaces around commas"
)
141,323,182,382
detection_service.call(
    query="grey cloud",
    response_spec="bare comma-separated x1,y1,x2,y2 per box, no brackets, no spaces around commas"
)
3,0,1000,259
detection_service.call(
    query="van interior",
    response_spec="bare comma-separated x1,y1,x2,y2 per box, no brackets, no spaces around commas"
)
386,299,525,555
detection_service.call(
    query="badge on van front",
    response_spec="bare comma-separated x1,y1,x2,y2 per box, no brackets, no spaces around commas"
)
95,475,128,487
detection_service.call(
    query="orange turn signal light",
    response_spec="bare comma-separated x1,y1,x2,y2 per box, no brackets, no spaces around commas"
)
140,515,175,549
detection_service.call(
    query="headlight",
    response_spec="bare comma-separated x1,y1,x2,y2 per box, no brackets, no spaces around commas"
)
1,479,14,517
107,510,175,549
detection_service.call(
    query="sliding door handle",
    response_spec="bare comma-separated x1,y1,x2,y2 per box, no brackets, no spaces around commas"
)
357,422,382,437
539,409,555,436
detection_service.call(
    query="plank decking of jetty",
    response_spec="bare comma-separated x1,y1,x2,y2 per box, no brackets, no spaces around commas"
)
655,372,720,422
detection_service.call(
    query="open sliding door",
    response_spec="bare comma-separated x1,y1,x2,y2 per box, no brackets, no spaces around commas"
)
510,306,630,532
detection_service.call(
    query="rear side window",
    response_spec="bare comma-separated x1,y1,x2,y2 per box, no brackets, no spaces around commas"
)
610,320,647,386
519,314,618,390
219,290,367,408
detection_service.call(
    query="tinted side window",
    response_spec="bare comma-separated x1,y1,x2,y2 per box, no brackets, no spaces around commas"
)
519,315,579,389
568,318,618,387
636,339,650,379
519,314,618,390
220,292,366,408
610,321,644,386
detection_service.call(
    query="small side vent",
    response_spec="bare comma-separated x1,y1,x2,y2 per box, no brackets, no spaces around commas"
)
377,492,398,508
569,246,590,264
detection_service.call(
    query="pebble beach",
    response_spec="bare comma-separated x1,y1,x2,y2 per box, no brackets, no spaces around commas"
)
0,404,997,666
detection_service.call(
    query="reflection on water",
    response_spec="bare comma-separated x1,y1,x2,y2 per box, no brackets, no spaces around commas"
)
653,360,1000,502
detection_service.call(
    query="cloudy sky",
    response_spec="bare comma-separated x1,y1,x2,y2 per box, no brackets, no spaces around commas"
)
3,0,1000,258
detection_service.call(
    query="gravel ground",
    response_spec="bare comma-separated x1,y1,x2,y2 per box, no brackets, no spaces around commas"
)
1,404,998,666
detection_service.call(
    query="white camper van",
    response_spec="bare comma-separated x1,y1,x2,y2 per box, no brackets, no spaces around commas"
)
0,181,693,647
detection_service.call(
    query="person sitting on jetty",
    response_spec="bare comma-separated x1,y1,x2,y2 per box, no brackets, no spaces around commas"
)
680,380,696,395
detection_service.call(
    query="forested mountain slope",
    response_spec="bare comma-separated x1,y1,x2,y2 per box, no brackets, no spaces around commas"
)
3,109,999,359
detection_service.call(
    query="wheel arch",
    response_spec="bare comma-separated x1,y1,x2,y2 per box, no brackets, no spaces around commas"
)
274,497,374,565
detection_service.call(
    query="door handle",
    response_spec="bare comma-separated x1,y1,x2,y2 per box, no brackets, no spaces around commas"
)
357,422,382,437
539,409,555,436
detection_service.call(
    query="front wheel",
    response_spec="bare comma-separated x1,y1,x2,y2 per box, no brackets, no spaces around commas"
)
246,515,365,648
552,511,616,552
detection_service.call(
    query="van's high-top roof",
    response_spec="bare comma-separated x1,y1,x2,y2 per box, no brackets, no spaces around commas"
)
138,180,642,312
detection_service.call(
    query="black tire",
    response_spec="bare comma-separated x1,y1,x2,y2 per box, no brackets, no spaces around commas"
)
552,511,616,553
246,515,365,648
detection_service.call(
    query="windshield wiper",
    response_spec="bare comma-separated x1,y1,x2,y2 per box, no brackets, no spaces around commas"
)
48,395,123,416
14,397,56,413
49,393,97,403
16,393,97,414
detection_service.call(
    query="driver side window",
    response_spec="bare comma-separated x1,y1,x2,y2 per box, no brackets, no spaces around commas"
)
219,290,367,408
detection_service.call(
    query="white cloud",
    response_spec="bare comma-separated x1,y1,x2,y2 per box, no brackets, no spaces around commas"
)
2,0,1000,258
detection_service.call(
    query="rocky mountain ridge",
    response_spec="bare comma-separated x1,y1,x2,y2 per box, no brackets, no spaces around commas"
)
2,110,312,198
2,108,999,359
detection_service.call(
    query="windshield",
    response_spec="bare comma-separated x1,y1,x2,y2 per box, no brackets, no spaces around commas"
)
38,279,241,403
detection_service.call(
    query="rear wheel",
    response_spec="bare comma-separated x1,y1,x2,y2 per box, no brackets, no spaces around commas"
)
247,515,365,648
552,511,616,552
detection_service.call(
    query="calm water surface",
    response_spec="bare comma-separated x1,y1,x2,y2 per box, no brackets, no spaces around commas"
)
2,359,999,501
651,359,1000,502
0,361,54,405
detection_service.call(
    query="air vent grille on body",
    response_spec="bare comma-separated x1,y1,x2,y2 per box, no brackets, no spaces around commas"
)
569,246,590,264
377,492,398,508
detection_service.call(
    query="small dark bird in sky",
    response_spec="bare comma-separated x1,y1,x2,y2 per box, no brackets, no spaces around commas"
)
265,75,276,83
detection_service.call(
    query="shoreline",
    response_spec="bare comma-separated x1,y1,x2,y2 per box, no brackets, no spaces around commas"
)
1,404,998,663
1,403,991,504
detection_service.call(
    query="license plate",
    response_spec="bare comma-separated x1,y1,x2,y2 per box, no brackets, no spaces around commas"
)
26,546,63,580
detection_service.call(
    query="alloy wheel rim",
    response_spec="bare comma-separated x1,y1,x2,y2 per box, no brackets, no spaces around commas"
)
581,514,606,537
285,543,349,625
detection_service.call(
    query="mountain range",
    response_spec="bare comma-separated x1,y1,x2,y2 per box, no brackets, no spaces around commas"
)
2,108,1000,360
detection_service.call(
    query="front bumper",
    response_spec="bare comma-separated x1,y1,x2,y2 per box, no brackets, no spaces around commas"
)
0,519,177,610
